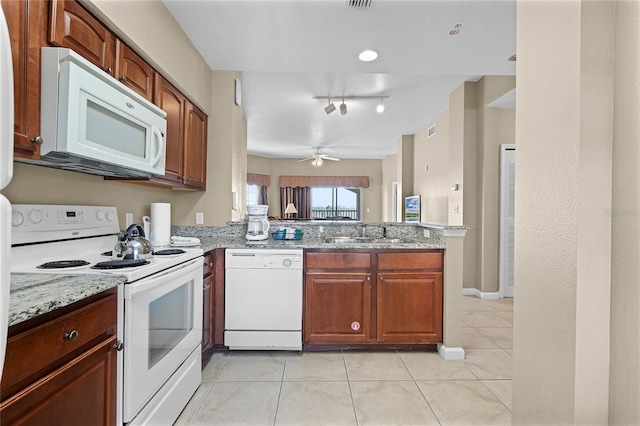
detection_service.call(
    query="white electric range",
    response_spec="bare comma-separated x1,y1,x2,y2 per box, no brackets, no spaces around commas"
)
10,204,204,426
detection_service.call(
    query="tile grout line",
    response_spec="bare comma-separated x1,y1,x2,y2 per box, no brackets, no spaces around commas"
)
396,350,443,425
342,350,360,426
272,352,289,426
181,352,231,425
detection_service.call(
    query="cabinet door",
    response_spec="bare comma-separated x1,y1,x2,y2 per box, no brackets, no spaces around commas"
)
153,74,185,185
304,273,371,344
2,0,47,159
182,102,207,190
115,41,154,101
376,272,443,343
49,0,116,74
202,274,214,356
0,336,117,426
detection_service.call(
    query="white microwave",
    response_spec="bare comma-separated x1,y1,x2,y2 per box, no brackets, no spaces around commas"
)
35,47,167,178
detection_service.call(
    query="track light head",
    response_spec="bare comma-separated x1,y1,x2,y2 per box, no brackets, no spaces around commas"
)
324,99,336,115
340,100,347,115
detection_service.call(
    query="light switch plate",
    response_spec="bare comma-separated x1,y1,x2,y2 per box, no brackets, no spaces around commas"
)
125,213,133,227
196,212,204,225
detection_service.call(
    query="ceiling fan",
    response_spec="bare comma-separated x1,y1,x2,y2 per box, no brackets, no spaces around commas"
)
297,148,340,167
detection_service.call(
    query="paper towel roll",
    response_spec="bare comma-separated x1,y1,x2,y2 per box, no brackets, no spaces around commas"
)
150,203,171,246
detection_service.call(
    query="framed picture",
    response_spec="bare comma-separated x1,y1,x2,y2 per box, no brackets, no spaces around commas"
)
404,195,421,222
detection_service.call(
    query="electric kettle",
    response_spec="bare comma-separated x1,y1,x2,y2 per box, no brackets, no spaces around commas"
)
113,224,154,260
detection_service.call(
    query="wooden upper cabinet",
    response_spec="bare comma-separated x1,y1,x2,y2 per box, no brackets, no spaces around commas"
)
183,102,207,190
153,74,186,185
115,41,154,101
49,0,116,74
2,0,48,159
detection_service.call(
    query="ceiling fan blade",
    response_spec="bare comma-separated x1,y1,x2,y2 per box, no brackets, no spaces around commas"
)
297,157,315,162
323,156,340,161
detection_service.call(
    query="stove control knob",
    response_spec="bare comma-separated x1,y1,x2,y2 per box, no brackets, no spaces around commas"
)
283,258,292,268
28,209,43,224
11,211,23,227
96,210,106,221
106,211,116,222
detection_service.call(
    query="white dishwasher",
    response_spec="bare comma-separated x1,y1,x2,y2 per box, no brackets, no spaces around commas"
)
225,248,303,350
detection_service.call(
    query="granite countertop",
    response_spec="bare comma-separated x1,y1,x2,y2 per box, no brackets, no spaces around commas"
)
9,273,126,327
196,236,445,253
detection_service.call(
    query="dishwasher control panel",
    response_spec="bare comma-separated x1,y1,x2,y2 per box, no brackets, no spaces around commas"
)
225,248,303,269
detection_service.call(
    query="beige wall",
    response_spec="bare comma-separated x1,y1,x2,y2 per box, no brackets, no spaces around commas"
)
609,0,640,423
381,154,397,222
247,156,383,222
475,77,516,293
512,0,626,423
413,111,450,224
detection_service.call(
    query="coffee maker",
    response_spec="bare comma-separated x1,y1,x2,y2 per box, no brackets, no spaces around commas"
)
246,204,270,241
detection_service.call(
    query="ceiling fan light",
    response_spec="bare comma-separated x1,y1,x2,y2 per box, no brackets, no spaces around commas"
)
340,101,347,115
376,100,386,113
312,157,323,167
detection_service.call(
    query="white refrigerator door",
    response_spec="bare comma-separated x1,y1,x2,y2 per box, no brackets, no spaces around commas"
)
0,2,13,380
0,195,9,379
0,2,14,190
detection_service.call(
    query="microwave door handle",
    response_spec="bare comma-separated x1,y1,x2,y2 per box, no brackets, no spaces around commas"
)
150,126,164,167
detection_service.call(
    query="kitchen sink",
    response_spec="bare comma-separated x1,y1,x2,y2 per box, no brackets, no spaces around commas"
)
323,236,414,244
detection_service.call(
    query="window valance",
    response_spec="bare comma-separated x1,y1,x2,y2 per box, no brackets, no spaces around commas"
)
247,173,270,187
279,176,370,188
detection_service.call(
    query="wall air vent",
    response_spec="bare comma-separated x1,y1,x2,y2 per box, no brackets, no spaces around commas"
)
428,124,437,138
346,0,374,9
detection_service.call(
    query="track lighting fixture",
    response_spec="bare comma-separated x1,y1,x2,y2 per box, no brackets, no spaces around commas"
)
313,95,389,116
324,98,336,115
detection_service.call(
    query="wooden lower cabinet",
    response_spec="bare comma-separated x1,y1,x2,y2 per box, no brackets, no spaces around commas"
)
202,248,225,360
376,272,443,343
304,273,371,343
0,290,118,426
303,250,443,347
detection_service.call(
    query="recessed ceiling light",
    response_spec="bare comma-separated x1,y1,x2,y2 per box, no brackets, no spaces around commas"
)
358,50,378,62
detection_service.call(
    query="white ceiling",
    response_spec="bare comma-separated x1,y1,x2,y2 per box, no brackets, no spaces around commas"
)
162,0,516,160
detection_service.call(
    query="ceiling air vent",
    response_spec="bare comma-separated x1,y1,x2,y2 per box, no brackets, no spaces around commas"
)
346,0,374,9
428,124,437,138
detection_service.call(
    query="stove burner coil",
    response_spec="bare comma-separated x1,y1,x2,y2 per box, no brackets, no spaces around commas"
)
153,249,186,256
37,260,90,269
91,259,150,269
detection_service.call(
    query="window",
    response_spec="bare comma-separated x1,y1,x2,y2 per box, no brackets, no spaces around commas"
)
246,184,259,205
311,187,362,220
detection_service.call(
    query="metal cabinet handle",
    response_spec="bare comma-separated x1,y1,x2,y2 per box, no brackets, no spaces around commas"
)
208,262,213,267
113,341,124,351
379,276,384,280
63,330,79,341
31,136,43,145
366,276,370,281
104,67,113,74
119,76,127,83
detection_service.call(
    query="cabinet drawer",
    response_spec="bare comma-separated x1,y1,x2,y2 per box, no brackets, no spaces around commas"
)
305,252,372,270
1,294,117,400
203,252,215,277
377,252,443,270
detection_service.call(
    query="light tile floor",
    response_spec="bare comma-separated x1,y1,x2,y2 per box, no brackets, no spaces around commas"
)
175,296,513,425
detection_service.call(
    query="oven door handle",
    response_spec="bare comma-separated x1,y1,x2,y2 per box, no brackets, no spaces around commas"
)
124,257,203,298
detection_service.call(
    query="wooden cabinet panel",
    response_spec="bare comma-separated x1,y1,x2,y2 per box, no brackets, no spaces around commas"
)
203,251,215,278
183,102,207,190
304,273,371,344
1,293,117,400
153,74,185,185
116,41,154,101
0,336,117,426
376,273,443,343
305,252,372,270
2,0,48,159
49,0,116,73
202,274,214,356
377,252,443,270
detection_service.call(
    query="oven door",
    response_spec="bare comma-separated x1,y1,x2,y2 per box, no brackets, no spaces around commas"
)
122,257,203,422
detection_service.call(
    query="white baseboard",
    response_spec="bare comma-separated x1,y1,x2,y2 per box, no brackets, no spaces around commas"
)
462,288,500,299
437,344,465,360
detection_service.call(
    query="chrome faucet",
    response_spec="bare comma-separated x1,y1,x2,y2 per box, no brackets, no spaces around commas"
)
350,223,367,237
